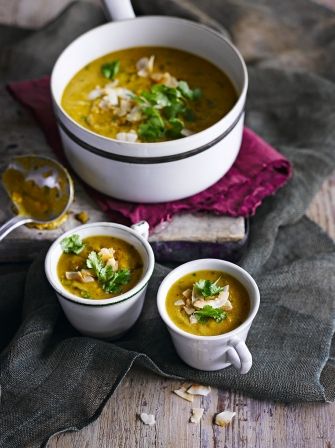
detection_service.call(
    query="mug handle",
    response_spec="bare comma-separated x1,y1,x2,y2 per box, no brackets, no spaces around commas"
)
102,0,136,21
131,220,150,240
226,337,252,374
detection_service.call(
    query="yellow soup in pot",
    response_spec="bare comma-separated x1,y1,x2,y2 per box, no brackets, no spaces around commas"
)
62,47,237,143
57,235,143,300
166,270,250,336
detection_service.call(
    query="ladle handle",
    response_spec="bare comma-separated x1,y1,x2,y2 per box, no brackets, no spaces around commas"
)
102,0,135,21
0,216,32,242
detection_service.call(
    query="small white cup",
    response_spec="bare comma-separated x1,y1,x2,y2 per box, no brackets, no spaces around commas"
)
157,259,260,373
45,221,154,339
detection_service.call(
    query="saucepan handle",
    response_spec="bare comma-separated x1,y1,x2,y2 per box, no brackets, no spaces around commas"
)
102,0,136,21
226,337,252,374
131,220,150,240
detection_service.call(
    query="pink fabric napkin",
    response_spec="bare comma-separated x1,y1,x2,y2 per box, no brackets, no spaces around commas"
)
8,76,292,229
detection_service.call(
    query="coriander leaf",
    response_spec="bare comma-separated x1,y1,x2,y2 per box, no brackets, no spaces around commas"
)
166,117,184,139
141,89,170,109
86,251,131,293
164,102,186,119
86,251,105,276
101,59,120,79
195,278,225,298
139,107,165,141
194,305,227,323
178,81,202,101
61,234,85,254
103,269,131,293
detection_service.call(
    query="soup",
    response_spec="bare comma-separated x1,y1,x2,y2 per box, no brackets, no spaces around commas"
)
166,270,250,336
62,47,237,143
57,234,143,299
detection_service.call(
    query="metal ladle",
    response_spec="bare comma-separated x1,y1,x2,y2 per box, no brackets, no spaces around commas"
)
0,155,74,241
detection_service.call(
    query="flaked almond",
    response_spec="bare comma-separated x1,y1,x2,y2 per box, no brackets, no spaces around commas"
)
190,408,204,424
182,289,192,300
183,305,195,315
140,412,156,426
193,285,230,310
181,128,194,137
137,56,155,77
116,131,138,142
187,384,211,396
88,87,102,100
189,314,198,324
151,72,178,87
127,106,142,122
99,248,115,262
215,410,236,427
173,387,194,402
65,271,94,283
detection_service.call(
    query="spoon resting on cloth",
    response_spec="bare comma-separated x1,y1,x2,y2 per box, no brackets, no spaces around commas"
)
0,155,74,241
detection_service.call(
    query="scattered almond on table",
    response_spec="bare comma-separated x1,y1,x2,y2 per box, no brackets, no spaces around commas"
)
139,384,235,427
215,410,236,427
139,413,156,426
187,384,211,396
190,408,204,424
173,387,194,402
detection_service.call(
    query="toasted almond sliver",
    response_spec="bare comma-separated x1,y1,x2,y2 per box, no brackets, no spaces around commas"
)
215,411,236,427
189,314,198,325
187,384,211,396
222,299,233,311
174,299,185,306
183,305,195,315
182,289,192,300
140,412,156,426
173,387,194,402
116,131,138,142
190,407,204,424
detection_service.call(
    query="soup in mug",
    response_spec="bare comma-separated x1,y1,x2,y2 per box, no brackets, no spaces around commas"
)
62,47,237,143
57,234,143,300
166,270,250,336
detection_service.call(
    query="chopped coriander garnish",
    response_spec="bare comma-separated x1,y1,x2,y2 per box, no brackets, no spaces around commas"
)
166,117,184,139
86,251,131,293
135,80,201,142
194,305,227,323
177,81,202,101
101,59,120,80
103,269,131,293
194,278,225,298
61,234,85,255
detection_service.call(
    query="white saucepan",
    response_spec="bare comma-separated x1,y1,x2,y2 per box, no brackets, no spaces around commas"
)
51,0,248,203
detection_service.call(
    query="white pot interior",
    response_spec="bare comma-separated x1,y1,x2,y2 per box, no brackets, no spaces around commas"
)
51,16,247,157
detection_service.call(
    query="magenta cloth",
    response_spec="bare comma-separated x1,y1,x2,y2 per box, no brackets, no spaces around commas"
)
7,76,292,229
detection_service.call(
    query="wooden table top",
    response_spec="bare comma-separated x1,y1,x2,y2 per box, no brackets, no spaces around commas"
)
0,1,334,447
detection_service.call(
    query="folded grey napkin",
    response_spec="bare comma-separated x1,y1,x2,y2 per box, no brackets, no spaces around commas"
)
0,1,335,447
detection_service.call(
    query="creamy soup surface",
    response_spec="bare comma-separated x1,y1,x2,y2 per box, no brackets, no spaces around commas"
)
62,47,237,143
57,235,143,300
166,270,250,336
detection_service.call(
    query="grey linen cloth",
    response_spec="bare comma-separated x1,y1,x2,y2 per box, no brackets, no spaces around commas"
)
1,1,335,446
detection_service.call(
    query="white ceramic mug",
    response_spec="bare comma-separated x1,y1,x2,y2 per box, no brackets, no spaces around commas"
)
45,221,154,339
50,0,248,203
157,259,260,373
